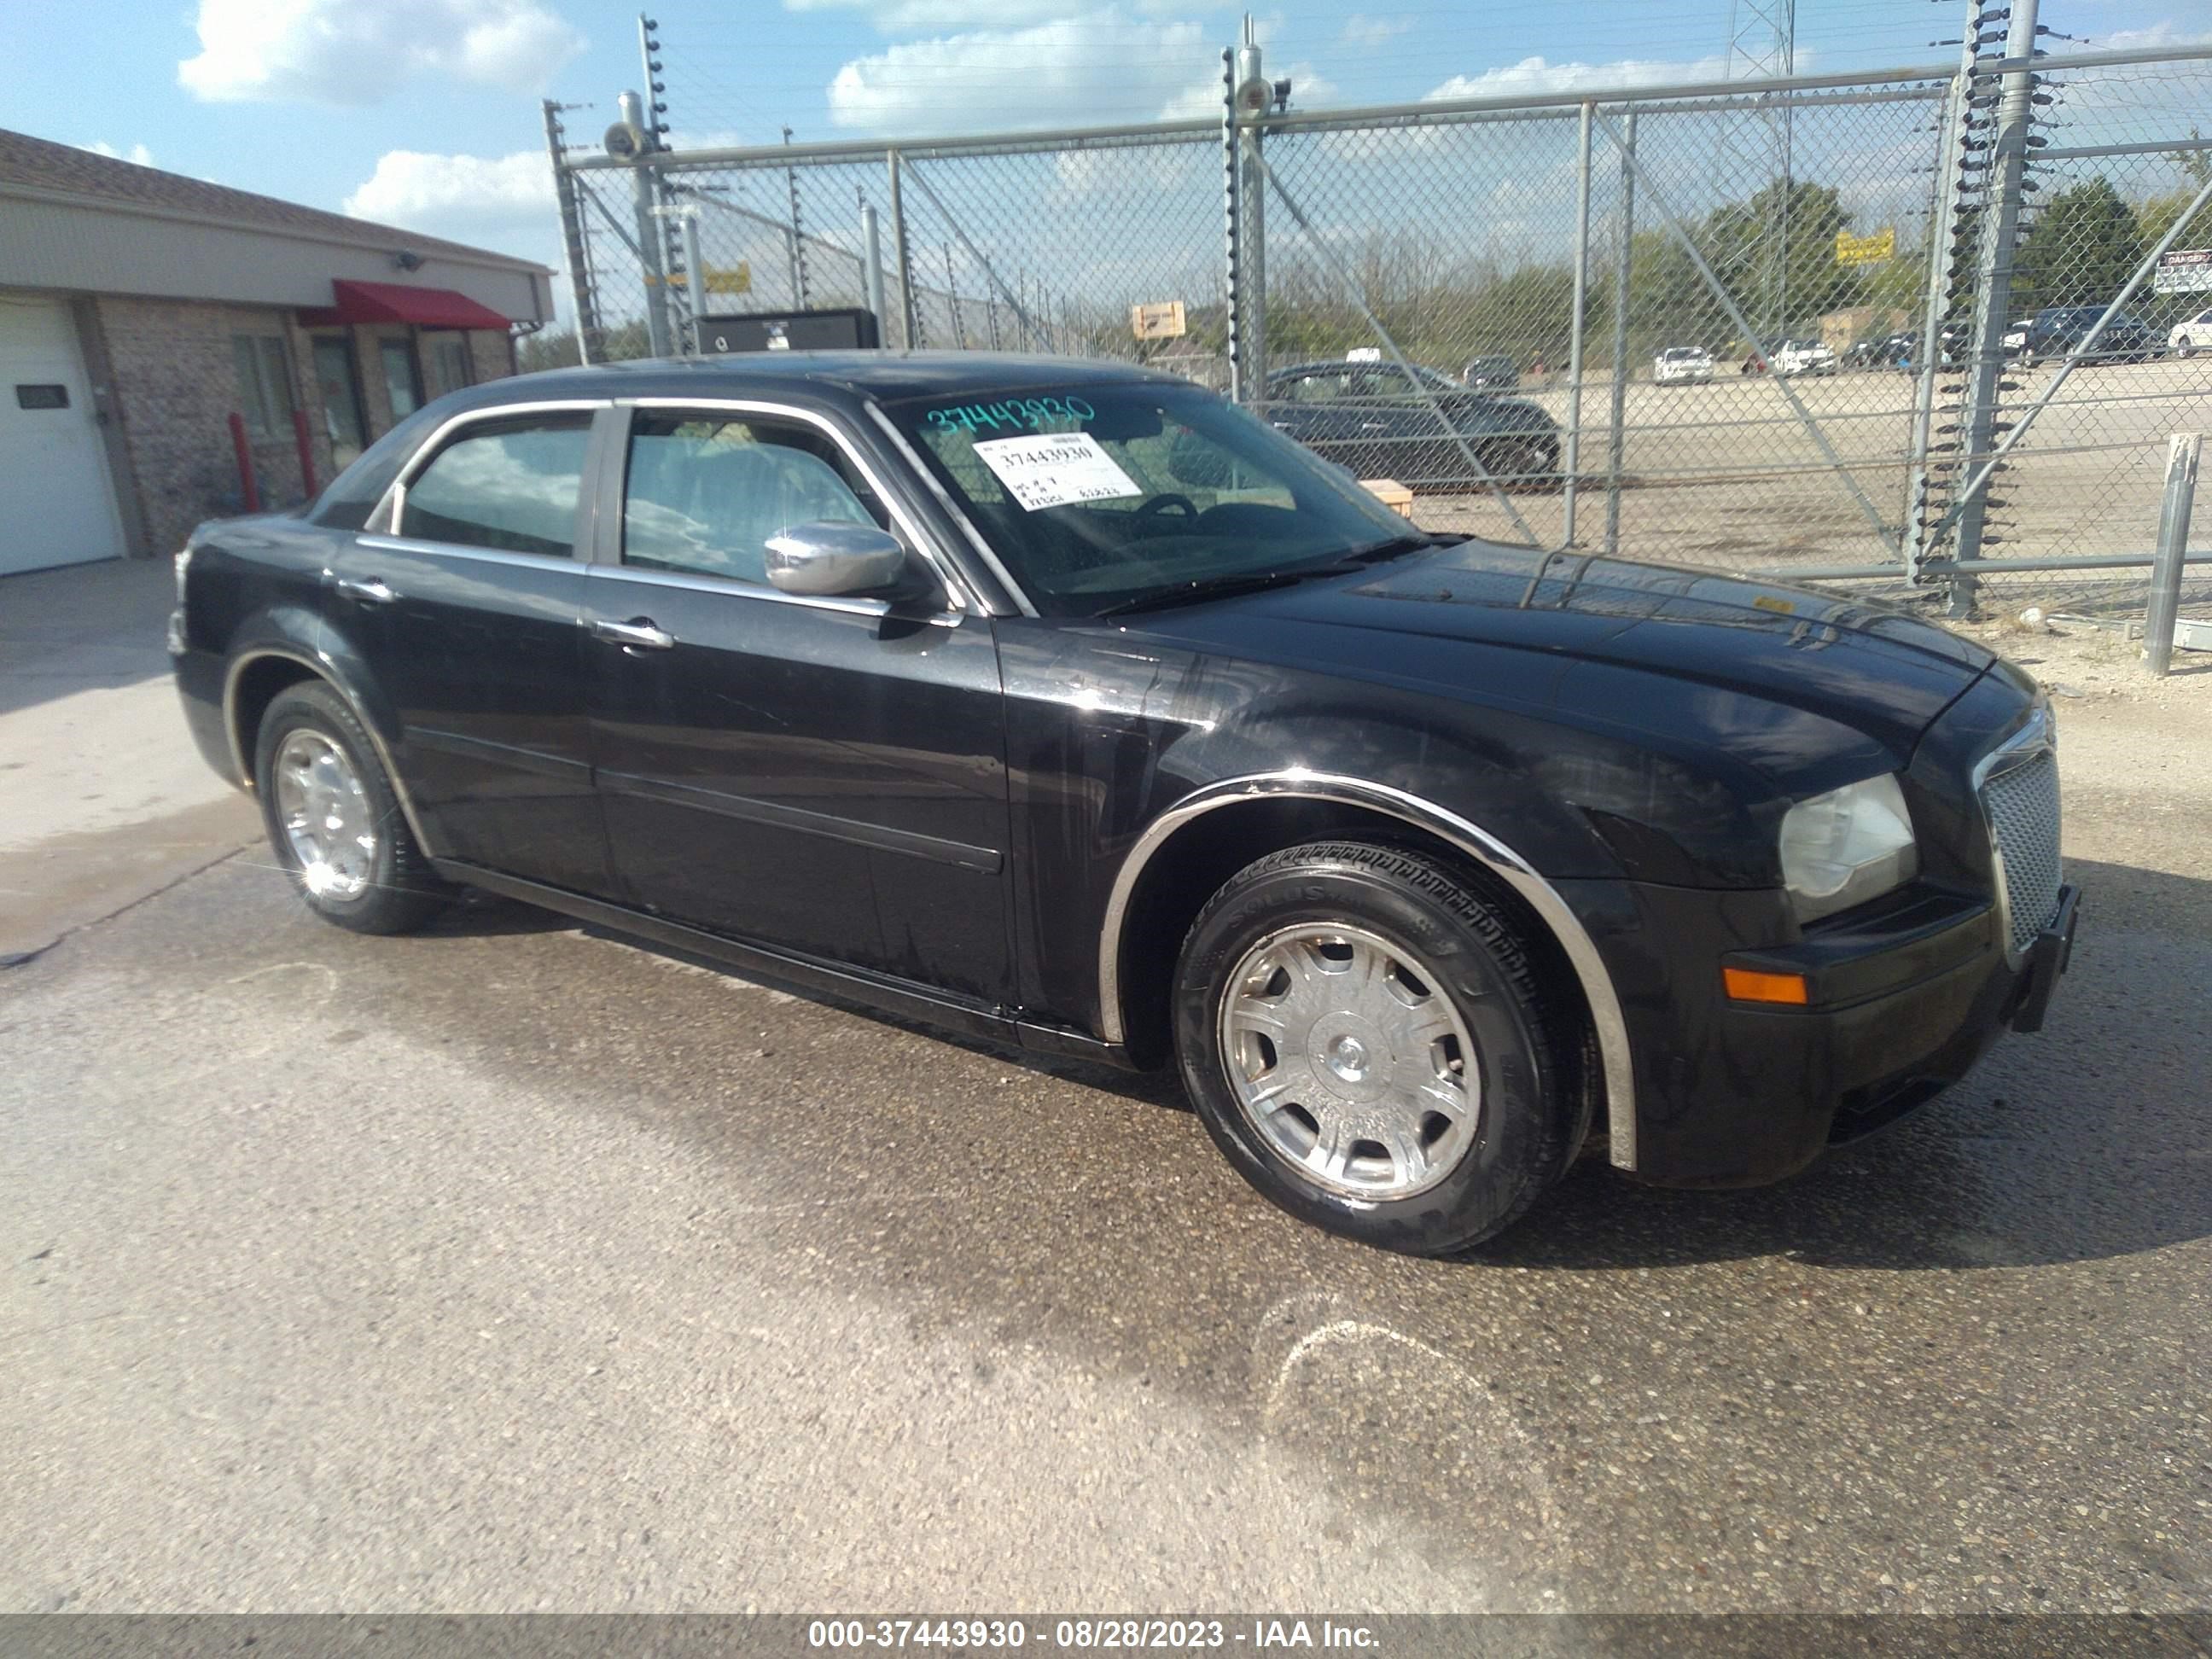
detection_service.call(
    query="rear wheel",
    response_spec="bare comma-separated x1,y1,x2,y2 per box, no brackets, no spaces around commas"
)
1173,840,1583,1255
253,682,448,935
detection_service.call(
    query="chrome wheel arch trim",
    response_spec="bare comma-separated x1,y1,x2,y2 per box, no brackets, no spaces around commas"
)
1097,770,1639,1171
220,646,440,859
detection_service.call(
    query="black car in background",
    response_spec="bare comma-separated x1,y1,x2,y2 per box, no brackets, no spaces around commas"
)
1264,360,1560,490
171,352,2075,1256
1461,354,1520,390
2020,306,2154,365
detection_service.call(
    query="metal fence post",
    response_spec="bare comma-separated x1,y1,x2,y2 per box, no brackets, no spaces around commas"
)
1563,101,1594,548
1222,47,1243,405
1949,0,2039,617
620,90,672,357
1604,109,1637,558
2145,434,2203,677
1903,61,1973,582
861,204,887,343
1237,26,1267,410
679,209,705,353
887,148,918,348
542,100,600,364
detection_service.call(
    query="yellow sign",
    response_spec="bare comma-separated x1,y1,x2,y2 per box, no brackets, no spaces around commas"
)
1835,228,1896,267
654,260,752,294
1131,300,1187,341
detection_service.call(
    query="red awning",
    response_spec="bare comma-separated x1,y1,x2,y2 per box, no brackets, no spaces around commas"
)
298,279,513,331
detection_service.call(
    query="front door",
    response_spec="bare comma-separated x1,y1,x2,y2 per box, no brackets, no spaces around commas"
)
584,405,1012,1003
328,404,611,893
311,336,368,471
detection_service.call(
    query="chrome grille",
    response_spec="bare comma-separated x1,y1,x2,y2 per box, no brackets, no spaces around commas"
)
1982,746,2062,958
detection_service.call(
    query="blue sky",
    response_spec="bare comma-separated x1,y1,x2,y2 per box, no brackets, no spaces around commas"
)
0,0,2203,296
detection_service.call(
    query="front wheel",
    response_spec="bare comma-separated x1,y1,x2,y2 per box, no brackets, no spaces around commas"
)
2177,337,2195,359
1173,841,1586,1255
253,681,449,934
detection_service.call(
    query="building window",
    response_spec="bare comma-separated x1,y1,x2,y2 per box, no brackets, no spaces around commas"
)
425,335,474,400
380,339,422,420
231,335,294,438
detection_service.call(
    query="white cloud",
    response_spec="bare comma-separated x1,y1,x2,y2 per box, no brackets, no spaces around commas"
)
1422,51,1736,103
178,0,585,105
826,10,1220,132
1338,14,1412,49
342,148,553,239
79,141,156,166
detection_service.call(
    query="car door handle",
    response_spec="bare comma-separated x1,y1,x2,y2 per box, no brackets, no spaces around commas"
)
592,617,675,651
333,576,396,605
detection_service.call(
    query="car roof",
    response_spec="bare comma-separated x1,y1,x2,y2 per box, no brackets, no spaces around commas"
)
452,350,1179,413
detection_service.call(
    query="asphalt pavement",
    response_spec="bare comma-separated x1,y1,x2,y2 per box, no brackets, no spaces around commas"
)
2,661,2209,1615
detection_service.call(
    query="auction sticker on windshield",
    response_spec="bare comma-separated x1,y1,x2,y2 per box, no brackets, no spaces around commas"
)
973,432,1144,511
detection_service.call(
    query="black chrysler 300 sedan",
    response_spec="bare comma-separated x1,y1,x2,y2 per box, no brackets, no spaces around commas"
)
170,353,2077,1254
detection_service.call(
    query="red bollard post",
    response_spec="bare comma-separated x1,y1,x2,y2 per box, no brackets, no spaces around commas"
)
292,406,317,498
227,412,261,513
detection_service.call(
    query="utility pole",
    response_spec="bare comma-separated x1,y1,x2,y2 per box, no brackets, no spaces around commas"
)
1716,0,1797,339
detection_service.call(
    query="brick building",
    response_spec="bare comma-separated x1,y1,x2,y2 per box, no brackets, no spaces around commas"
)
0,129,553,574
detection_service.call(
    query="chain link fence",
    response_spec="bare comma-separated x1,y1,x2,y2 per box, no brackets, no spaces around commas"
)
547,29,2212,621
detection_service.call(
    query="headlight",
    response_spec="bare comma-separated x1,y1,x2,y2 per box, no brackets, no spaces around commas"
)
174,546,193,604
1778,774,1918,922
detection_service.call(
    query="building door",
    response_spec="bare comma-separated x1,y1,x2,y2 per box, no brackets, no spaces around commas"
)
311,335,368,471
379,338,422,422
0,291,125,574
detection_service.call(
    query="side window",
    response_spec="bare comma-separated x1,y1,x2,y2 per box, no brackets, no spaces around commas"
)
1285,373,1347,404
311,401,444,531
622,414,885,585
399,416,591,557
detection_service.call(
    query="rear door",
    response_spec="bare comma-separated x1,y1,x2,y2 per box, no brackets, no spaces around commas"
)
329,400,612,893
581,401,1013,1003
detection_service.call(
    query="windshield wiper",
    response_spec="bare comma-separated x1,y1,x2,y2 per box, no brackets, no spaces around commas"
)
1338,533,1438,566
1094,568,1317,618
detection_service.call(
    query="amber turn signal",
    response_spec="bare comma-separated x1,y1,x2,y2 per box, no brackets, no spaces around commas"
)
1723,967,1810,1005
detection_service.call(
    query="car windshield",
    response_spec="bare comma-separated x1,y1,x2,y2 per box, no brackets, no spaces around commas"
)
886,381,1426,619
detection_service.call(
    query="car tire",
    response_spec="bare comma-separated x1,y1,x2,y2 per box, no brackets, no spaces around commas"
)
253,681,449,935
2178,338,2195,359
1173,840,1585,1256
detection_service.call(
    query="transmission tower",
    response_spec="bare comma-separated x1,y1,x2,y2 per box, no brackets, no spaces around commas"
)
1715,0,1798,341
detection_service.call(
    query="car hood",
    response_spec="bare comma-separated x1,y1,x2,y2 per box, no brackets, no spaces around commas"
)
1122,539,1994,767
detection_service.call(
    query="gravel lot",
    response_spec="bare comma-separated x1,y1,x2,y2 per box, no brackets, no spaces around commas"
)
1409,358,2212,611
3,618,2209,1615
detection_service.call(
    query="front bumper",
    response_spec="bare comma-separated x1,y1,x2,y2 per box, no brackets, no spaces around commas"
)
1563,876,2080,1189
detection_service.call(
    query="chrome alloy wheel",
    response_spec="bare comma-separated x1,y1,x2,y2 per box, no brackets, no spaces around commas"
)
1217,923,1480,1201
272,729,376,900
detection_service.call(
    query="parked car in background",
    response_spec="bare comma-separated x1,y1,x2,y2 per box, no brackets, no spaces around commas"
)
170,351,2079,1255
1266,361,1561,490
2168,307,2212,358
1462,354,1520,390
1653,346,1715,384
2020,306,2153,365
1772,337,1839,377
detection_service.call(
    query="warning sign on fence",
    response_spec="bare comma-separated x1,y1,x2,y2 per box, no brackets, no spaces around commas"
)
1834,228,1895,267
2154,249,2212,294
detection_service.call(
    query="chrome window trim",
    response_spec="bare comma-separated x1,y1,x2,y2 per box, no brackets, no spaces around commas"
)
1096,770,1640,1171
377,398,608,547
354,533,581,573
863,401,1037,618
617,395,977,616
221,646,440,859
1970,700,2059,969
586,560,963,627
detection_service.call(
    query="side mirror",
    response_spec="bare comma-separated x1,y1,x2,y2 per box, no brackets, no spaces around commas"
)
764,521,910,597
